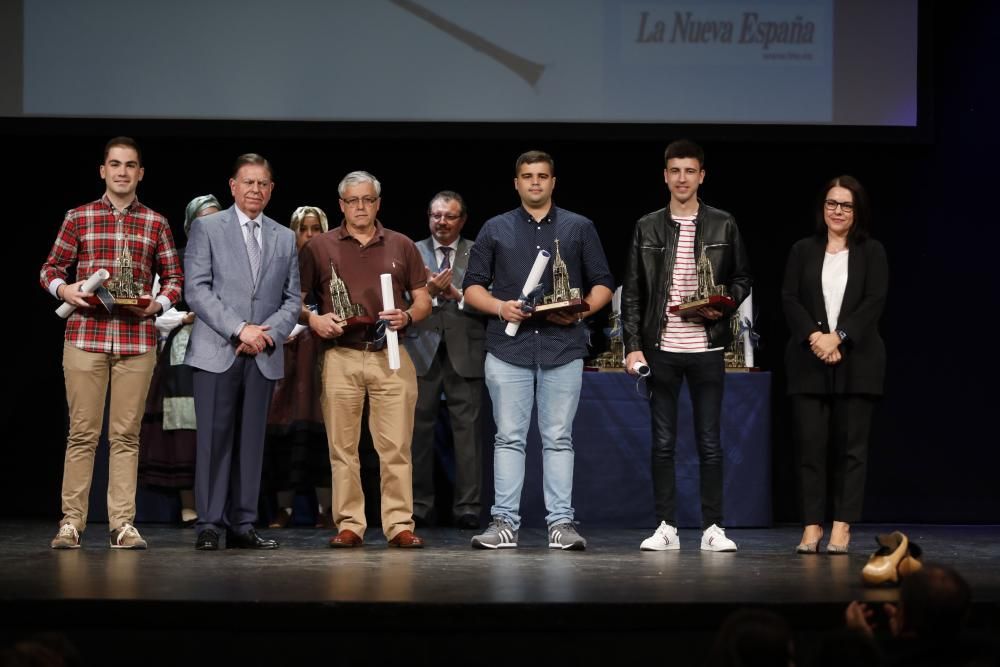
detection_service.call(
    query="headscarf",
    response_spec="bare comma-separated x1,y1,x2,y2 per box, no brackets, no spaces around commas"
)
183,194,222,236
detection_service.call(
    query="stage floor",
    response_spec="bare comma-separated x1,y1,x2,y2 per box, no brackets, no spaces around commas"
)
2,521,998,665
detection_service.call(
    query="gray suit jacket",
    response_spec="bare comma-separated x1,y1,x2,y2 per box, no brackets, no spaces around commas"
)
183,206,300,380
404,237,486,378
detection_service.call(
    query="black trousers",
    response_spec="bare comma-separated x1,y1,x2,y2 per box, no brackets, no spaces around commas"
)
647,349,725,529
411,342,484,520
791,394,876,524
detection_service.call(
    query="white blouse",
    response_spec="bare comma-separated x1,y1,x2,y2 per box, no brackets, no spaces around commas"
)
822,250,849,331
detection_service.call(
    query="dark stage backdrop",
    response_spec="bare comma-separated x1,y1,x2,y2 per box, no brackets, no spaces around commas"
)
1,3,996,524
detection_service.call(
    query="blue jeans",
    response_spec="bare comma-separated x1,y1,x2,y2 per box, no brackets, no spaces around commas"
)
484,353,583,530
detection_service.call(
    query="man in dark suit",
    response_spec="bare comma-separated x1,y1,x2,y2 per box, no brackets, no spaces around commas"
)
184,153,300,551
404,191,487,529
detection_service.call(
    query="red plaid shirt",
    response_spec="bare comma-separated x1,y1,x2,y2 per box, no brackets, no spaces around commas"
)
40,195,183,355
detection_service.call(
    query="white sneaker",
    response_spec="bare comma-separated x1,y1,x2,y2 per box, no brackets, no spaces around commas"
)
701,524,737,552
640,521,679,551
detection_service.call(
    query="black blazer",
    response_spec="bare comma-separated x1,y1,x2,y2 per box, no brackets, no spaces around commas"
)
782,235,888,395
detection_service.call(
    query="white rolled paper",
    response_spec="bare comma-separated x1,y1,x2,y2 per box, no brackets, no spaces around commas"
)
379,273,401,371
740,290,754,368
504,249,551,337
55,269,110,318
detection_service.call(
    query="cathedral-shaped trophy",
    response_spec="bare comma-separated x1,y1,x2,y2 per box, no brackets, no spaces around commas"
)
84,243,151,310
328,261,374,329
724,313,746,368
724,291,757,371
588,311,627,371
668,245,735,318
531,239,588,317
588,286,625,370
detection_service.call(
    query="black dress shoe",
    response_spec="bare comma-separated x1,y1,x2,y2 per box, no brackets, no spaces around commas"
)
456,514,480,530
195,529,220,551
226,528,279,550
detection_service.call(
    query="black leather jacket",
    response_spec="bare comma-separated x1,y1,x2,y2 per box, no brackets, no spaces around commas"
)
622,202,752,353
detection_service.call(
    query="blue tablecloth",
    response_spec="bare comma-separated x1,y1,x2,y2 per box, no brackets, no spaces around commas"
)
481,370,772,529
128,370,770,529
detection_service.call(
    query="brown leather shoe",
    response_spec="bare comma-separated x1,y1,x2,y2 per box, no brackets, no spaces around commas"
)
268,509,292,529
315,509,335,530
388,530,424,548
329,529,363,548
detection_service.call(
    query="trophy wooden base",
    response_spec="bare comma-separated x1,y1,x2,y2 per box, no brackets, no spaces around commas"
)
339,315,376,330
531,297,588,317
668,295,735,318
83,295,151,309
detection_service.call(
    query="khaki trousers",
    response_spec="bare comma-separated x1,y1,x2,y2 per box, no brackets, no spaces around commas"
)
320,345,417,540
61,343,156,532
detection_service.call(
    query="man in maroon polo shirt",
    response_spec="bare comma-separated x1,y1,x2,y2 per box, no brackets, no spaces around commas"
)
299,170,431,548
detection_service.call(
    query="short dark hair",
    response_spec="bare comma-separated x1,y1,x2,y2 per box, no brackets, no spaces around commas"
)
429,190,467,219
232,153,273,180
104,136,142,165
901,564,971,639
815,174,871,245
664,139,705,168
514,150,555,176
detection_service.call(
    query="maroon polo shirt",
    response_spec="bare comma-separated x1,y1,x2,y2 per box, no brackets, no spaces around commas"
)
299,220,426,345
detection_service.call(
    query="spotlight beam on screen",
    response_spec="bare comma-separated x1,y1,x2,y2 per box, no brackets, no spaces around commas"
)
389,0,545,88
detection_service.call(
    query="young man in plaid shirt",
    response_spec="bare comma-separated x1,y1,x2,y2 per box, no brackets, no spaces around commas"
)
40,137,183,550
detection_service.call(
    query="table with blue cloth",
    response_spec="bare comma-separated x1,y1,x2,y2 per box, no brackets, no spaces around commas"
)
481,370,772,529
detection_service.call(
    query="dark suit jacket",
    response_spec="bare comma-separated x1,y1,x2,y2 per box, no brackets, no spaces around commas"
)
782,235,888,395
403,237,486,379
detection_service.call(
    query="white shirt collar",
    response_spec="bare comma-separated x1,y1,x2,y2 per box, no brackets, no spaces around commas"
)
234,206,262,227
433,238,459,252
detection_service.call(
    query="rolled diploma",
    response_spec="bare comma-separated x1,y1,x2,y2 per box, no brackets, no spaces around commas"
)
505,250,551,337
741,290,754,368
379,273,400,371
56,269,110,318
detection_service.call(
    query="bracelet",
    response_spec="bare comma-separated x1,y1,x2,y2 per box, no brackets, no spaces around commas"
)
404,310,413,327
497,302,505,322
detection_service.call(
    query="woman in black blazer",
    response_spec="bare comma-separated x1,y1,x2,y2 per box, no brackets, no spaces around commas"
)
782,175,887,554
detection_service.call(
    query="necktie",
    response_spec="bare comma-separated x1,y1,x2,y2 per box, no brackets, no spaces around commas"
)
439,246,453,271
246,220,261,285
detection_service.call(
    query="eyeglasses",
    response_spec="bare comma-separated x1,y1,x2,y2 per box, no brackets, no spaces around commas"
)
341,196,379,207
429,212,462,222
824,199,854,213
238,178,272,189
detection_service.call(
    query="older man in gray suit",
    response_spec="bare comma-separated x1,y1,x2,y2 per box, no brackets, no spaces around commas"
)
404,191,487,529
184,153,300,551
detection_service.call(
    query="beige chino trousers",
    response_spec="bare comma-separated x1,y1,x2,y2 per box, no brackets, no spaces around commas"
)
320,345,417,540
60,343,156,532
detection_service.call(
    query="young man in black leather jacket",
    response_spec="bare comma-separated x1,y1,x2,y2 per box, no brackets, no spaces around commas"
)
621,139,752,552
